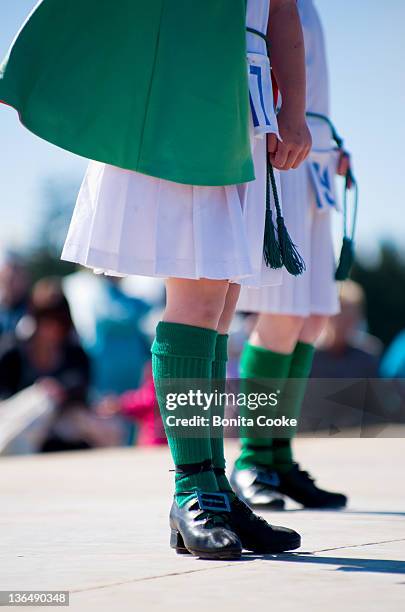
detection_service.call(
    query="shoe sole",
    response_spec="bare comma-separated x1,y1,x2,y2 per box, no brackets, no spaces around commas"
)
177,539,301,555
170,529,241,560
174,545,242,559
278,492,348,510
280,496,347,509
300,503,347,510
189,549,242,560
245,534,301,554
172,532,301,555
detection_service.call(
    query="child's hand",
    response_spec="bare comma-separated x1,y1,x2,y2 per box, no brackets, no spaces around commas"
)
268,109,312,171
96,395,121,417
337,150,353,187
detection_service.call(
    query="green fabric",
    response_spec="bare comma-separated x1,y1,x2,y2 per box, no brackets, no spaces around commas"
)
235,343,293,470
0,0,254,186
210,334,233,493
273,341,315,472
151,322,218,507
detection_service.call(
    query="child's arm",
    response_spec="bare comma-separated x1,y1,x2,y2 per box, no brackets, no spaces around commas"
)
267,0,312,171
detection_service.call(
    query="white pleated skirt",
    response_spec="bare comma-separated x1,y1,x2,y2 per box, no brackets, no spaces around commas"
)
61,127,282,288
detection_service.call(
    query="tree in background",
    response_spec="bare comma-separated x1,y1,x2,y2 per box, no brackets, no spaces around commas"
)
352,244,405,349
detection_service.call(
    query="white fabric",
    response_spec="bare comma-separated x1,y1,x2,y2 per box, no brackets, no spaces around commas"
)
298,0,329,120
248,52,280,139
62,131,280,287
237,0,340,316
61,0,282,288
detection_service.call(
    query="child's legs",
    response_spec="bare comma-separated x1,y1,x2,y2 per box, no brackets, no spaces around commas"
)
164,277,230,329
236,313,306,472
236,313,300,470
299,314,329,345
211,283,241,491
217,283,241,334
250,313,305,354
272,314,328,471
153,277,232,504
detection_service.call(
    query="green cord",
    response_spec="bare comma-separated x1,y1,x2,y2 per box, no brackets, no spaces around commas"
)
246,27,269,47
306,111,359,243
306,111,344,148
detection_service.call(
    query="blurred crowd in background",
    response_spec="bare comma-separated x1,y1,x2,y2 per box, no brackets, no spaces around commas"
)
1,223,405,455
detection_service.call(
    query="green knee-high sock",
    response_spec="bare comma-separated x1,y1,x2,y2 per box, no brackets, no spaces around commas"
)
273,341,315,473
151,321,219,507
210,334,233,493
235,343,293,471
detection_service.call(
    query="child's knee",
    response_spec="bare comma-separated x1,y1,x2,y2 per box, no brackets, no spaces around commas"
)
164,285,228,328
252,314,305,353
299,315,329,344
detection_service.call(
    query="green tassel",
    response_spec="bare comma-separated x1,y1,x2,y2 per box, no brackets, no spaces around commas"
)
263,168,283,268
266,161,306,276
335,237,355,280
335,169,358,280
263,208,283,269
276,215,306,276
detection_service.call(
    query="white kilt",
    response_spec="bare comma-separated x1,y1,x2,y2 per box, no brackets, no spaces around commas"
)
238,143,340,316
61,128,282,288
61,0,282,288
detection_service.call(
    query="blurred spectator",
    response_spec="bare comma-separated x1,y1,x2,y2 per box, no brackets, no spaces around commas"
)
0,277,121,452
311,281,382,378
380,331,405,409
380,330,405,379
227,313,257,378
98,363,166,446
0,251,30,337
63,271,151,397
0,277,89,400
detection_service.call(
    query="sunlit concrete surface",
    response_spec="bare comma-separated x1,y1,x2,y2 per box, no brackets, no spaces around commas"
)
1,434,404,611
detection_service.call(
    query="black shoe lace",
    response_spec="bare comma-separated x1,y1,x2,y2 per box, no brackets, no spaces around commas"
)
293,464,315,485
188,500,231,528
233,497,267,526
202,511,232,528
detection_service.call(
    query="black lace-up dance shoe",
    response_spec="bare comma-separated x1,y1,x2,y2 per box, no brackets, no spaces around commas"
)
276,463,348,509
228,495,301,552
230,466,285,510
170,491,242,560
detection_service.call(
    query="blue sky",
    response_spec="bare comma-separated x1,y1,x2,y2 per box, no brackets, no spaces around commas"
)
1,0,404,255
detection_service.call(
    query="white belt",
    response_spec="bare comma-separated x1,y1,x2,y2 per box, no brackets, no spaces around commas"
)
247,52,280,139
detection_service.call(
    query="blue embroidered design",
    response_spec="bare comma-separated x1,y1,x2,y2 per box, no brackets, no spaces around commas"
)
312,162,336,208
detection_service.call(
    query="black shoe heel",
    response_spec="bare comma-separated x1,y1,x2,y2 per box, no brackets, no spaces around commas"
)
170,494,242,560
170,528,189,554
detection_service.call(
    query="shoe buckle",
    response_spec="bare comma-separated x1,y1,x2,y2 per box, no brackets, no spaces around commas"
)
255,469,280,487
197,491,231,513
